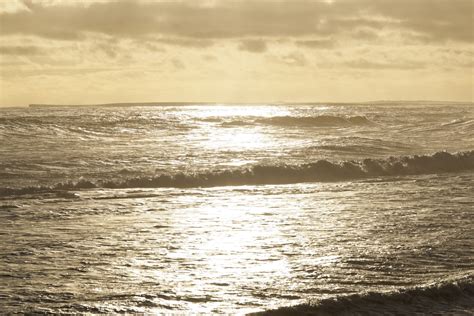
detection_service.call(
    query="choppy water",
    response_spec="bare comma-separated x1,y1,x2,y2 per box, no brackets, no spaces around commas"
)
0,102,473,314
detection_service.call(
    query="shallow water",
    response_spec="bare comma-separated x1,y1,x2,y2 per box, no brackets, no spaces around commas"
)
1,103,473,313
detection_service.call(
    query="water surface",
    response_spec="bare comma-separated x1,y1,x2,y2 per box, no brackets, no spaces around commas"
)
1,102,473,313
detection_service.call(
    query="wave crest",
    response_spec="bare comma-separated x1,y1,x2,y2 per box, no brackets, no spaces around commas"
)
257,115,372,126
1,151,473,197
255,273,474,315
213,115,373,127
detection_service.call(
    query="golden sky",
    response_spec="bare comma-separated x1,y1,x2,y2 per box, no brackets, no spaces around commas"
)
0,0,472,106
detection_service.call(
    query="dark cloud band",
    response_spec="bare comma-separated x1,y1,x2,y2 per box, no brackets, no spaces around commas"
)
0,0,472,44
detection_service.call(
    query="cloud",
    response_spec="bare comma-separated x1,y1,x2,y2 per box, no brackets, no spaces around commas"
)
94,43,118,58
171,58,185,70
352,29,379,41
239,39,267,53
365,0,473,43
0,0,471,43
295,39,335,49
152,37,214,48
1,67,120,78
344,58,426,70
0,45,43,55
202,54,217,62
280,52,308,67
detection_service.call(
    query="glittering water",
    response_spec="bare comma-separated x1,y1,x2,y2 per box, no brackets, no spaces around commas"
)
0,103,473,314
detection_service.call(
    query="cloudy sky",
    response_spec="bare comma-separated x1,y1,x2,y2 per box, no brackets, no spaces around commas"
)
0,0,472,106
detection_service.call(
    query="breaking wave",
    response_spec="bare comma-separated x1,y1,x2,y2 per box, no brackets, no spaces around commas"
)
255,273,474,315
1,150,473,196
218,115,373,127
256,115,372,126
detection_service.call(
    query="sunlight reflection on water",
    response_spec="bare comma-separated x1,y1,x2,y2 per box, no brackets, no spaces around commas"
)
98,184,384,313
182,104,291,118
198,126,274,150
1,175,473,313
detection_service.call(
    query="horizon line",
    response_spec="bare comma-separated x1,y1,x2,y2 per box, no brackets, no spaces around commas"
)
0,99,473,108
18,99,474,108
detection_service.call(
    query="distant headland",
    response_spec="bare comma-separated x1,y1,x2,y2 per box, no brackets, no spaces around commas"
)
28,100,473,108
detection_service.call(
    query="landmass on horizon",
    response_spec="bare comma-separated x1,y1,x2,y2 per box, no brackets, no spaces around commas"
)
24,100,474,108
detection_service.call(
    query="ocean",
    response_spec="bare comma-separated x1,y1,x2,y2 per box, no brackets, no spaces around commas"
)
0,102,473,314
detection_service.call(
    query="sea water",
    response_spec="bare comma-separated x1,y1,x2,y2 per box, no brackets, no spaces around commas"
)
0,103,473,314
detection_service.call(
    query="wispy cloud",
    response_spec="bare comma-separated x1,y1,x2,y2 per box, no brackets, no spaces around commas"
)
295,39,335,49
239,39,267,53
344,58,426,70
0,45,43,55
